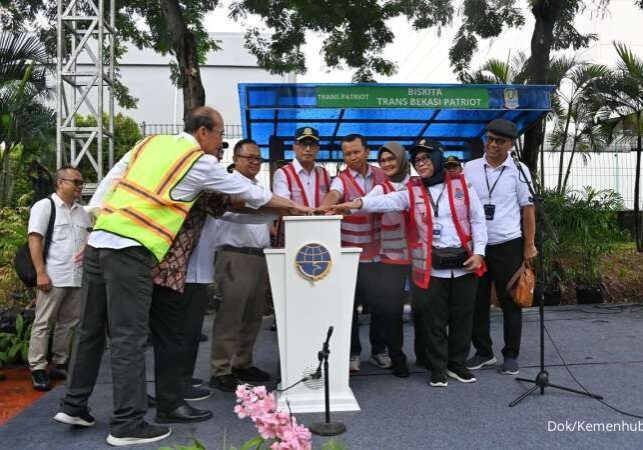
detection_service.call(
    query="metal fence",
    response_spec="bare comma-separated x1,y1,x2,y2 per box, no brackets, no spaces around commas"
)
541,150,638,209
139,123,640,209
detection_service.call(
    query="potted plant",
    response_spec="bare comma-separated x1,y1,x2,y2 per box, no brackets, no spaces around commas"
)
564,188,624,304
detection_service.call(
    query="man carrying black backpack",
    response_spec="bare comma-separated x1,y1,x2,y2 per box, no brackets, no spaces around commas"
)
27,166,90,391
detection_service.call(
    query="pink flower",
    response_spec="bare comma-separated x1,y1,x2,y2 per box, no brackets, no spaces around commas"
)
235,384,312,449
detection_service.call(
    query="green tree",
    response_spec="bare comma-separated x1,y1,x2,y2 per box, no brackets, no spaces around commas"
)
548,63,610,192
449,1,612,172
0,0,219,118
595,42,643,251
0,31,55,207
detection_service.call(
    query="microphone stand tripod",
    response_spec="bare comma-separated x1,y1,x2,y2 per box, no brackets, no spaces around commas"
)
509,152,602,407
309,327,346,436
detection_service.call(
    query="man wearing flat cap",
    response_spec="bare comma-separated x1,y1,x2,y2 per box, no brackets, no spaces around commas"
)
272,127,330,246
464,118,536,376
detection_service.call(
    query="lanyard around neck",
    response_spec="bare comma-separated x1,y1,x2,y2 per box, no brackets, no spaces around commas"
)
484,165,506,201
427,183,446,217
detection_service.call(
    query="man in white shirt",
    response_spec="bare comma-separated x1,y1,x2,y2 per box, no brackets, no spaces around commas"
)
54,107,310,447
464,119,537,376
272,126,331,247
209,139,276,392
27,166,90,391
272,126,330,208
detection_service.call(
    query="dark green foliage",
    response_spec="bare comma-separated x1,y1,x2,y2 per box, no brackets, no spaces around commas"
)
541,187,625,288
0,313,31,367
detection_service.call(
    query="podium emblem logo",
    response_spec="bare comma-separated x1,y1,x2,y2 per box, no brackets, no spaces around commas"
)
294,243,332,282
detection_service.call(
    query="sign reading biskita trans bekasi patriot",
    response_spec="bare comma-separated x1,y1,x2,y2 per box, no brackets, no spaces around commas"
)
316,86,490,109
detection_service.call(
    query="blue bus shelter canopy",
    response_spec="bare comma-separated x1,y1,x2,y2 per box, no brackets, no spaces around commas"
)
238,83,555,162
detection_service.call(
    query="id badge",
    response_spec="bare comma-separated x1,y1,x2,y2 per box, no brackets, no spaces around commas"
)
483,204,496,221
433,223,442,237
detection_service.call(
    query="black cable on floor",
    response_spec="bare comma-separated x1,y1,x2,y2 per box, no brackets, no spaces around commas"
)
543,322,643,419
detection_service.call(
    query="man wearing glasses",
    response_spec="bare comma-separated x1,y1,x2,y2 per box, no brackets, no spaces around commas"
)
27,166,91,391
209,139,277,392
272,127,331,246
464,119,537,376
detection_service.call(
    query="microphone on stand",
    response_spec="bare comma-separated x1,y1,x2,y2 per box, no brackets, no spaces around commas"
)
309,326,346,437
510,150,521,165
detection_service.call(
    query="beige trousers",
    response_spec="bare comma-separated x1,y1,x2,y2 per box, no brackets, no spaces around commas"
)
28,286,81,371
211,250,268,376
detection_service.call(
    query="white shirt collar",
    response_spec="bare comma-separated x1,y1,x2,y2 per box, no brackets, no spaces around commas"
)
292,158,320,175
232,170,259,185
349,165,372,178
483,153,513,169
178,131,198,145
52,192,79,209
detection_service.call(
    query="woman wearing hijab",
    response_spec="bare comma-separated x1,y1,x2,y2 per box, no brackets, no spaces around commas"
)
362,142,411,377
327,139,488,387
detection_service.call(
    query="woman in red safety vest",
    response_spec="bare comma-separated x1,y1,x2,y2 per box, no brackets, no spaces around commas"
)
363,142,412,377
327,139,488,388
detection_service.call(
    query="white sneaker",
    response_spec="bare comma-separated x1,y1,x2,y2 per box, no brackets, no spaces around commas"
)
349,355,360,372
369,351,393,369
53,411,95,427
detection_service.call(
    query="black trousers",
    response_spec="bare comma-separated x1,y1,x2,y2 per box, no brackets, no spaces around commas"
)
471,237,524,359
180,284,208,386
150,283,208,413
412,274,478,372
350,262,408,363
61,246,155,435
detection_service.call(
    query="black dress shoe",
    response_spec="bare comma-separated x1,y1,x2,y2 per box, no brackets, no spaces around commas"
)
49,364,68,381
155,404,213,424
392,363,410,378
209,374,238,392
233,366,270,382
31,370,51,391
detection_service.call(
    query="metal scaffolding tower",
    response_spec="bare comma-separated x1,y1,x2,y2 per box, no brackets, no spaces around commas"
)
56,0,115,188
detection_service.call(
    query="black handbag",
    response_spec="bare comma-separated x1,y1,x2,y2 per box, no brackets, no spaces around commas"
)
431,246,469,270
14,197,56,287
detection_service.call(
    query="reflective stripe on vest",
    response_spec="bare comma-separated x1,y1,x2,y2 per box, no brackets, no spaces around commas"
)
407,175,485,289
339,166,386,262
379,180,411,265
94,135,204,261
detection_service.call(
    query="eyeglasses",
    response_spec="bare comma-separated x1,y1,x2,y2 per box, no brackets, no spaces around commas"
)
484,134,510,145
236,155,264,163
413,156,433,167
60,178,85,187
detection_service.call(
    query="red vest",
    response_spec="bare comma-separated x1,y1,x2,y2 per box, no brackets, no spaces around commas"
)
407,174,486,289
274,163,330,247
338,166,386,262
379,180,411,265
281,163,330,207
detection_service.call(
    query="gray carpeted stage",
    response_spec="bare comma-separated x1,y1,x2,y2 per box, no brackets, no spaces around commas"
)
1,304,643,450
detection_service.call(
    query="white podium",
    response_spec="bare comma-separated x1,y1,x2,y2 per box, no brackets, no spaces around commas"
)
264,215,361,413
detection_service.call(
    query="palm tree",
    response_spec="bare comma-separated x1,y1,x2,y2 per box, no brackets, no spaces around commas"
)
596,42,643,252
548,63,610,192
0,32,55,207
459,51,529,85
